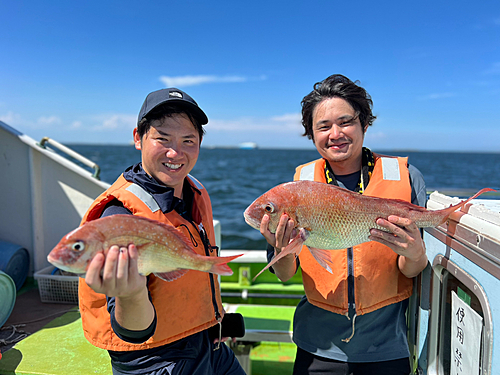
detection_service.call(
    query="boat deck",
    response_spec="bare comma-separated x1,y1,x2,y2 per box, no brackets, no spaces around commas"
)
0,282,296,375
0,282,75,353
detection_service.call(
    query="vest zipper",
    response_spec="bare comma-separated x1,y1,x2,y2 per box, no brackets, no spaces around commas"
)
347,247,355,313
189,220,221,322
342,246,358,343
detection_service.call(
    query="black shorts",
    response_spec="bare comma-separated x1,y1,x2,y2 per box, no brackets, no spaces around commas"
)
293,346,411,375
110,330,245,375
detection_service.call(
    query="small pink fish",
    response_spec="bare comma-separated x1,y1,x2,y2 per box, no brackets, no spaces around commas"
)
244,180,495,279
48,214,242,282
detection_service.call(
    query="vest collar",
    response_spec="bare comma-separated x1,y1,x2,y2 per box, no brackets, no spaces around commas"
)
123,163,197,215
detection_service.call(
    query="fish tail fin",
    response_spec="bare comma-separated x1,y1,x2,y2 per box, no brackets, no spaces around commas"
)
461,187,496,204
208,253,243,276
252,231,305,281
438,187,496,225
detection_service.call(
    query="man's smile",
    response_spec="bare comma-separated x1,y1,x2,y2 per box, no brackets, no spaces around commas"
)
327,141,350,150
164,162,182,170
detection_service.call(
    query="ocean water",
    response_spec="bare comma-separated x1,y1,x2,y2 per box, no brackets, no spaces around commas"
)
68,145,500,250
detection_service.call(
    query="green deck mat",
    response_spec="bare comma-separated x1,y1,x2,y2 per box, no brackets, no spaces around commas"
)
251,342,296,375
0,309,111,375
235,305,295,332
0,306,297,375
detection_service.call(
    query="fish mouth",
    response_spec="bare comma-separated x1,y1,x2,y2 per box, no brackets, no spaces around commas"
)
47,253,63,268
243,211,261,230
47,249,85,275
47,256,83,275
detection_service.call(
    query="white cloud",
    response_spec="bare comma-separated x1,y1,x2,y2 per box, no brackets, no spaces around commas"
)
271,113,301,123
1,112,63,130
91,114,136,131
159,75,248,87
0,111,22,126
37,116,62,125
417,92,456,100
484,62,500,75
158,74,267,87
207,118,262,131
472,17,500,30
71,121,82,129
365,131,387,141
207,113,302,133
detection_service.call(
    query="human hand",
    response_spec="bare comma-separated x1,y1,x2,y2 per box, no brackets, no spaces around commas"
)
369,215,427,277
85,244,147,299
260,213,296,252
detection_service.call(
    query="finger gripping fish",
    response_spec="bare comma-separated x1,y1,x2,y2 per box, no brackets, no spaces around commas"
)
244,180,495,279
47,214,242,282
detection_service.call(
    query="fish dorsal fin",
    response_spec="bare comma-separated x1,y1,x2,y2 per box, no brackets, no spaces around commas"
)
154,269,189,282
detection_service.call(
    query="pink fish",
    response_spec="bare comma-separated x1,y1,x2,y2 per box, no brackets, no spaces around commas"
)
244,180,495,279
48,214,242,281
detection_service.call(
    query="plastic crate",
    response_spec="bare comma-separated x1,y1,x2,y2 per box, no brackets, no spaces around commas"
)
34,266,79,304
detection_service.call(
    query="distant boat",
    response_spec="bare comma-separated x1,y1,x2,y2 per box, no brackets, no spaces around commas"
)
239,142,258,149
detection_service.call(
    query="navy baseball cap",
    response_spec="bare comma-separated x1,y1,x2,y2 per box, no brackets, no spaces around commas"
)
138,88,208,126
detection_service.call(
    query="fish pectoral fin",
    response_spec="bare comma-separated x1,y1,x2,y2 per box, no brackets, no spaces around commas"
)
308,247,333,274
252,230,306,281
154,269,189,282
136,242,154,251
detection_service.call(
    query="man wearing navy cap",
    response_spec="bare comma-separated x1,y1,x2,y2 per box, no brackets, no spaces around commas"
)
78,88,245,374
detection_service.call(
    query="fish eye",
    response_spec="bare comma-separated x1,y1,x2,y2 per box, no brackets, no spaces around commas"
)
264,204,275,213
72,241,85,252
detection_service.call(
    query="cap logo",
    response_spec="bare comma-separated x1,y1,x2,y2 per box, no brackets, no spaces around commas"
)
169,91,183,99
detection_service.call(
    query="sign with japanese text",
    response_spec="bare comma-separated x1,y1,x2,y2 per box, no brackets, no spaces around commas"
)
451,291,483,375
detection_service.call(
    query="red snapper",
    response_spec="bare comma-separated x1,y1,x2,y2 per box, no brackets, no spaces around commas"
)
48,214,242,281
244,180,494,279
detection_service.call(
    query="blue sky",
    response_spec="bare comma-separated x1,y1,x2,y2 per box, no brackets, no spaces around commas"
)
1,0,499,151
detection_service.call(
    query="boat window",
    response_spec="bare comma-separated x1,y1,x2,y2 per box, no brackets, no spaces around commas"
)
430,258,492,375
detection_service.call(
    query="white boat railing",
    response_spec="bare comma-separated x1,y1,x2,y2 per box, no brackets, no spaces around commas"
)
38,137,101,179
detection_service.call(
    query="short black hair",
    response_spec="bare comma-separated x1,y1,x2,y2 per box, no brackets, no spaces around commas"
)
301,74,376,140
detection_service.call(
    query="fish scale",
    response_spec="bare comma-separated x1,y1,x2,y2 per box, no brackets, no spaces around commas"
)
301,205,385,250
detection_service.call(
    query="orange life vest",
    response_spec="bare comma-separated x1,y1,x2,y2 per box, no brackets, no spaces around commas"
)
294,154,413,315
78,174,224,351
